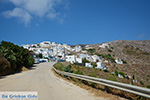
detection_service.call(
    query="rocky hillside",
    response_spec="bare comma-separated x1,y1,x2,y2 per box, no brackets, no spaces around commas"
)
78,40,150,87
96,40,150,66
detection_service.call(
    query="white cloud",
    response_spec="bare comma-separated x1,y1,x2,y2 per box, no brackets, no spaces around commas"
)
2,0,68,24
3,7,32,25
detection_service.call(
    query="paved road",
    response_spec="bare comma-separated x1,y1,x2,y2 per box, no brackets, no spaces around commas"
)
0,62,104,100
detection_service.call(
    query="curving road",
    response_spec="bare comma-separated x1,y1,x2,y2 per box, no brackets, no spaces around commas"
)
0,62,104,100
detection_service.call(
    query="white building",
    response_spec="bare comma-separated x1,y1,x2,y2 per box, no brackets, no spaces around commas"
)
74,45,82,52
115,59,123,64
22,45,30,49
85,63,93,68
91,55,100,62
81,50,87,53
76,58,82,63
99,43,109,48
96,62,107,70
40,41,51,47
65,55,76,64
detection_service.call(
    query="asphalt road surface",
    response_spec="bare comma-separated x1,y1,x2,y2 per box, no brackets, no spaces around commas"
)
0,62,105,100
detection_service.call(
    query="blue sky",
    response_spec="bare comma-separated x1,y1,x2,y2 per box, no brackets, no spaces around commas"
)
0,0,150,45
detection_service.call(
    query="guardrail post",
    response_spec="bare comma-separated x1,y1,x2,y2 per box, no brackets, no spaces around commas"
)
59,73,61,76
105,86,108,93
70,77,72,80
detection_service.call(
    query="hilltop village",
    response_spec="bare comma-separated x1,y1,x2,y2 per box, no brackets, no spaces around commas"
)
22,41,124,73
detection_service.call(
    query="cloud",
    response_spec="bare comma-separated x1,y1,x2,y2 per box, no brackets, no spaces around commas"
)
3,7,32,25
2,0,68,24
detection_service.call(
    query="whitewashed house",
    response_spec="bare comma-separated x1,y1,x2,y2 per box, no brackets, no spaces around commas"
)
76,58,82,63
81,50,87,53
52,42,56,45
22,45,30,49
85,45,93,49
96,62,107,70
74,45,82,52
99,43,109,48
85,63,93,68
40,41,51,47
79,54,95,62
65,55,76,64
91,55,100,62
115,59,123,64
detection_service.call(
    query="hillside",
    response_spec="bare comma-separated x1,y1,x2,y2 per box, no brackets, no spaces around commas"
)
86,40,150,87
90,40,149,64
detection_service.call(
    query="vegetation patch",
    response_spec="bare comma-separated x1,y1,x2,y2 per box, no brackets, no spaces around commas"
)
0,41,34,76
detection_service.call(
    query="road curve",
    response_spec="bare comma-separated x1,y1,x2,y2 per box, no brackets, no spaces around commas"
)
0,62,104,100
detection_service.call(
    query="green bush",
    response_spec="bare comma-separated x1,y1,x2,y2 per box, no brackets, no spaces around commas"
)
122,59,127,64
108,49,112,52
140,81,144,85
104,69,109,72
111,47,114,49
146,85,150,88
95,53,101,56
38,53,43,58
114,70,125,78
118,71,125,78
114,70,118,76
0,55,11,75
0,41,34,73
82,48,87,51
82,58,90,64
87,49,95,54
101,54,115,63
63,65,73,73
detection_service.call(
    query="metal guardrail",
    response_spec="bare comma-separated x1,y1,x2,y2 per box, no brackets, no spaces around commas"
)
53,67,150,98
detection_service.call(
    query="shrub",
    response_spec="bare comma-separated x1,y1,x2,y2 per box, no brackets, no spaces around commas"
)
38,53,43,58
82,48,87,51
63,65,73,73
90,82,97,88
102,54,115,63
122,59,127,64
108,49,112,52
82,58,90,64
0,55,11,75
111,47,114,49
132,75,135,80
87,49,95,54
114,70,125,78
104,69,109,72
118,71,125,78
114,70,118,76
140,81,144,85
0,41,34,72
146,85,150,88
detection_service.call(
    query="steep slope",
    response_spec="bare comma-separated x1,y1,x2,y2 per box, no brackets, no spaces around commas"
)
92,40,150,87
